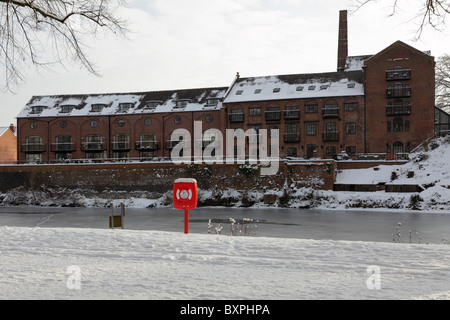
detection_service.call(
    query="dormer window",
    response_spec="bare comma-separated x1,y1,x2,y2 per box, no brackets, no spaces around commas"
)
296,86,304,91
90,104,106,113
308,85,316,91
236,90,243,95
205,98,220,107
320,85,329,90
273,88,281,93
60,105,75,114
174,99,191,108
117,103,133,113
30,106,45,114
347,83,356,88
145,101,162,110
254,89,262,94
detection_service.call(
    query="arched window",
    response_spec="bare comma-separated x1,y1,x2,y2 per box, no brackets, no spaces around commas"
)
55,135,73,151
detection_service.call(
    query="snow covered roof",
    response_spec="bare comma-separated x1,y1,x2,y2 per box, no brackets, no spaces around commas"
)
17,87,228,119
224,71,364,103
0,127,9,137
344,55,373,71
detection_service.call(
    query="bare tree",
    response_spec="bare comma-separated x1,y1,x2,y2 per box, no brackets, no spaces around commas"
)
353,0,450,39
0,0,128,91
436,54,450,112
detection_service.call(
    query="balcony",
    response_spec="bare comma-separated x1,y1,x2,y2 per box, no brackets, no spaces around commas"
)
386,104,411,116
81,142,105,151
265,111,281,121
322,131,339,141
386,69,411,81
386,86,411,98
21,143,46,153
165,140,186,149
284,133,300,143
135,141,158,150
322,107,339,118
283,110,300,120
229,113,244,123
51,143,76,152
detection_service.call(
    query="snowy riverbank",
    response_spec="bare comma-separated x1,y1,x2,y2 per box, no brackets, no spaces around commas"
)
1,226,450,300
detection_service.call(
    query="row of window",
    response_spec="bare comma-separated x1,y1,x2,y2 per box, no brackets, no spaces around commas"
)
29,98,222,115
234,83,357,96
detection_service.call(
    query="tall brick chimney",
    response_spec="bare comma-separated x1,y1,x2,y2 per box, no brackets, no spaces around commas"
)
337,10,348,72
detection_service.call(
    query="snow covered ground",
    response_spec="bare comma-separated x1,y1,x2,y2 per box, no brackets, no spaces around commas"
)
1,226,449,300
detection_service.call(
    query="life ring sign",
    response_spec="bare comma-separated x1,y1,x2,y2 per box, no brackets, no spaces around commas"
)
173,178,198,234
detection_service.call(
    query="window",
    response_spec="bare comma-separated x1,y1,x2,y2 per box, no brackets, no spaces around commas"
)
284,123,299,142
90,120,98,128
137,133,157,151
175,100,190,108
205,98,220,107
323,103,339,118
254,89,262,94
296,86,304,91
347,83,356,88
326,146,337,157
346,146,356,155
344,102,357,111
205,115,213,123
306,124,317,136
287,147,297,157
308,85,316,90
91,104,106,112
393,117,403,132
117,119,126,127
24,136,43,152
273,88,281,93
145,101,162,109
84,135,104,151
112,134,130,151
30,122,38,129
60,121,68,129
284,105,300,120
236,90,243,95
53,135,73,152
60,105,74,113
117,103,133,113
320,85,329,90
393,142,403,156
265,106,281,121
305,104,318,113
174,116,182,124
30,106,45,114
144,118,152,126
345,122,356,134
229,108,244,122
249,107,261,116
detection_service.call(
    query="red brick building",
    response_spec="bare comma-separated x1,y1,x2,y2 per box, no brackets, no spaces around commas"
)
0,125,17,164
15,10,436,163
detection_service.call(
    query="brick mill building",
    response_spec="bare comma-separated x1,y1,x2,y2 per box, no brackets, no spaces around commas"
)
16,10,438,164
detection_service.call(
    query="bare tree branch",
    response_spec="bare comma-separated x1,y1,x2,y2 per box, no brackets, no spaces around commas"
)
436,54,450,112
0,0,128,91
352,0,450,39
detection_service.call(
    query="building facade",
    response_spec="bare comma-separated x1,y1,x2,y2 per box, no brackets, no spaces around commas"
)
15,10,437,164
0,125,17,164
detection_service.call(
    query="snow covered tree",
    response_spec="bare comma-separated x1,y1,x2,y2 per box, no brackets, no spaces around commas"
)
436,54,450,112
0,0,128,91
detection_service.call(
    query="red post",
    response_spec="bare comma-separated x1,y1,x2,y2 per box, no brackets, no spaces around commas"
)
184,208,189,234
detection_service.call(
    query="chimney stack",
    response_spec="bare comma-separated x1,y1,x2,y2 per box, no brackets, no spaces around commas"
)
337,10,348,72
9,124,15,133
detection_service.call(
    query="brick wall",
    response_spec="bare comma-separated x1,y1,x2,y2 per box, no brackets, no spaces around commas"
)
0,129,17,163
0,161,336,195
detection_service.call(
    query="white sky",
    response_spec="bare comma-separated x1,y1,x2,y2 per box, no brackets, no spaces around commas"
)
1,0,449,127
